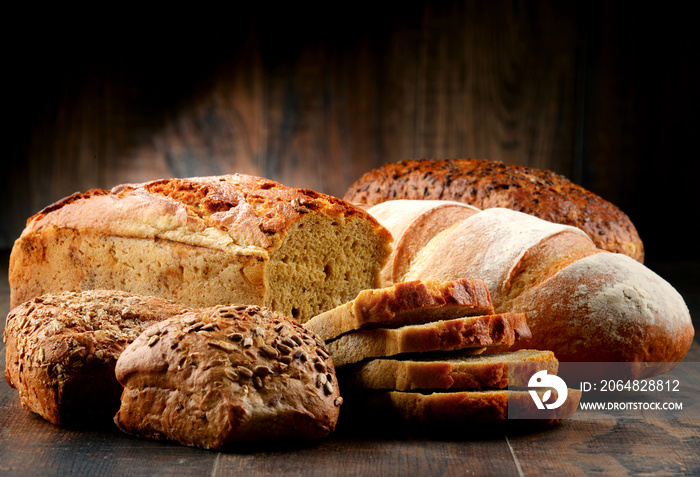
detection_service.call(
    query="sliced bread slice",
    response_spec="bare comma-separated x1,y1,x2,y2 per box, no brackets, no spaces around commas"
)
327,313,530,367
358,388,581,424
341,349,557,391
304,278,494,342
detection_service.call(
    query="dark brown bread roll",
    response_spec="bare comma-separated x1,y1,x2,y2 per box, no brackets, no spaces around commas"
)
114,304,342,449
344,159,644,262
3,290,191,427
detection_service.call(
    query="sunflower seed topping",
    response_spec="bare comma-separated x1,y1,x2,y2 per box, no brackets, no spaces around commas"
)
323,381,334,395
209,340,236,352
223,368,238,381
254,365,273,377
237,366,254,379
228,333,244,342
281,337,297,349
314,361,327,373
277,342,293,355
261,344,279,358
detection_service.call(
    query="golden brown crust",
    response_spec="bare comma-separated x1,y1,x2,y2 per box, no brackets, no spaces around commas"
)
341,349,558,391
368,202,694,377
344,159,644,262
326,313,531,367
367,200,480,286
508,253,695,380
400,208,595,310
2,290,191,427
10,174,392,320
303,278,494,341
26,174,390,254
114,304,341,449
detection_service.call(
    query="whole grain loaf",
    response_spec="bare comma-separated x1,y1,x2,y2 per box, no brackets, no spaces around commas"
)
3,289,191,427
114,304,341,448
9,174,392,323
344,159,644,261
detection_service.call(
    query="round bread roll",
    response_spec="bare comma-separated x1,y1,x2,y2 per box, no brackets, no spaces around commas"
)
3,289,191,427
114,304,342,449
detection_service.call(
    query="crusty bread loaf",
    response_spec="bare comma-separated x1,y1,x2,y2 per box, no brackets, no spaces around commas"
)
367,201,694,378
326,313,531,367
366,200,480,286
9,174,392,323
303,278,494,342
344,159,644,262
341,349,557,391
357,388,581,425
3,290,191,427
367,200,479,286
114,304,341,449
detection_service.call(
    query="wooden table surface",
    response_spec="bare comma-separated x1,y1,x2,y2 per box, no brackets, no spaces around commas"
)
1,253,699,476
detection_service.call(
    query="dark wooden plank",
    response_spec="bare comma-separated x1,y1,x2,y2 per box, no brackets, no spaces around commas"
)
0,350,522,476
413,0,581,174
507,343,700,475
0,251,8,333
2,344,699,475
507,419,700,476
0,366,217,476
580,3,700,261
256,4,425,199
1,0,585,247
4,0,699,262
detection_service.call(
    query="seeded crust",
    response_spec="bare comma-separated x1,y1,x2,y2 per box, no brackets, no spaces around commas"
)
340,349,558,391
9,174,393,322
303,278,494,342
344,159,644,262
358,388,582,425
114,304,341,449
326,313,531,367
2,290,191,427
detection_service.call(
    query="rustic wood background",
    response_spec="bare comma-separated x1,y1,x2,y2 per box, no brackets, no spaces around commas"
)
4,1,699,263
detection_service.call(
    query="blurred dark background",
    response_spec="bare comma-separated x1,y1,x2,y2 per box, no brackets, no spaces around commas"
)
3,2,699,292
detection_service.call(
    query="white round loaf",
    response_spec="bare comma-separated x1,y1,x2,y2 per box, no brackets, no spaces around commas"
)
368,202,695,378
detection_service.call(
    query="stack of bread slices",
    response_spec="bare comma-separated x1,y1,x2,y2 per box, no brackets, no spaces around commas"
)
304,278,581,424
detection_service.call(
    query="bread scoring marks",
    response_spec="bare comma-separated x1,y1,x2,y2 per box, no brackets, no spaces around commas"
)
564,253,691,335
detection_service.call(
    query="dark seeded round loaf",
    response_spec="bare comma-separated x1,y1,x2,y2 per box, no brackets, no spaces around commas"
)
344,159,644,262
114,304,342,449
3,290,192,427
